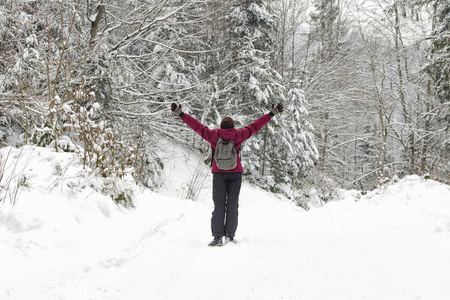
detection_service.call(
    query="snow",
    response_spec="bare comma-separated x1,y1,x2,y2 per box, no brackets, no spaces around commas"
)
1,145,450,300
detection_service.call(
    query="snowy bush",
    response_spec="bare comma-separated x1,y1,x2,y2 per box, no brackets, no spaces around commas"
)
29,80,139,207
293,196,310,211
62,80,137,180
0,114,13,146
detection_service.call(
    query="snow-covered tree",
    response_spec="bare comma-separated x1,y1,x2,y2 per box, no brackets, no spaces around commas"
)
214,1,286,180
304,0,355,185
270,0,309,81
278,83,318,186
416,0,450,183
425,0,449,125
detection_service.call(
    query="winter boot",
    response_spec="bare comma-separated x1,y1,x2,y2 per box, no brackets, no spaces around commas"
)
225,235,237,244
208,236,223,247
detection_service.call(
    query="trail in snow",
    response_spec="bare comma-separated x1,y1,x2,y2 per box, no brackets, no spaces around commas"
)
1,146,450,300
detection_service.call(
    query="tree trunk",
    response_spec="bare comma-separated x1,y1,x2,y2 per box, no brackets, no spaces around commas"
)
261,128,267,176
89,2,105,45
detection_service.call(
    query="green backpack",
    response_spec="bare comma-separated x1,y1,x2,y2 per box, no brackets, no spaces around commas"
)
214,137,238,170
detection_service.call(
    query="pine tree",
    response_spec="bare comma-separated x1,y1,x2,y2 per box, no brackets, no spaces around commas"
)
421,0,450,183
207,0,285,180
281,83,318,186
427,1,449,126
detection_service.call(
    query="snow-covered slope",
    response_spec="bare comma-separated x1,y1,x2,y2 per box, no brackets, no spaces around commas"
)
1,146,449,300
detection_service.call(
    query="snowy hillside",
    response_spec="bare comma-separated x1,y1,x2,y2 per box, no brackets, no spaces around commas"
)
1,146,450,300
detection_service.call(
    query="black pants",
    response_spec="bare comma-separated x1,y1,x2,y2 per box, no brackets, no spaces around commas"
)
211,172,242,238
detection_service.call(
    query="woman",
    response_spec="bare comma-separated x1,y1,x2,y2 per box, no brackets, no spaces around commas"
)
171,103,283,246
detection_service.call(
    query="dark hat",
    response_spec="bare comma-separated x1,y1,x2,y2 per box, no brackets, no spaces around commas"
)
220,117,234,129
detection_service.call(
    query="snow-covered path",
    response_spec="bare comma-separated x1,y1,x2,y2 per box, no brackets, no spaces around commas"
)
1,147,450,300
4,182,449,300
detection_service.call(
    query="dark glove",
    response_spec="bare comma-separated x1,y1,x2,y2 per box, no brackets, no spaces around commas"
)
269,103,283,117
171,103,184,117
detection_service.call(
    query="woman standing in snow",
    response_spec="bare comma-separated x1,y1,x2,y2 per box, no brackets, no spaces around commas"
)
171,103,283,246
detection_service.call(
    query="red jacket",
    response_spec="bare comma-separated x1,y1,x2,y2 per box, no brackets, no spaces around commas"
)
181,113,272,173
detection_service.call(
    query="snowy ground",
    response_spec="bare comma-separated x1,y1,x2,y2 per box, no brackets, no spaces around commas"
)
1,145,450,300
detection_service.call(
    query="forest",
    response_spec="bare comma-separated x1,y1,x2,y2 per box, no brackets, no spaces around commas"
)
0,0,449,203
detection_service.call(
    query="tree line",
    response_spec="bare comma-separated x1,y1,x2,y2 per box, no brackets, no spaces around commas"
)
0,0,448,203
